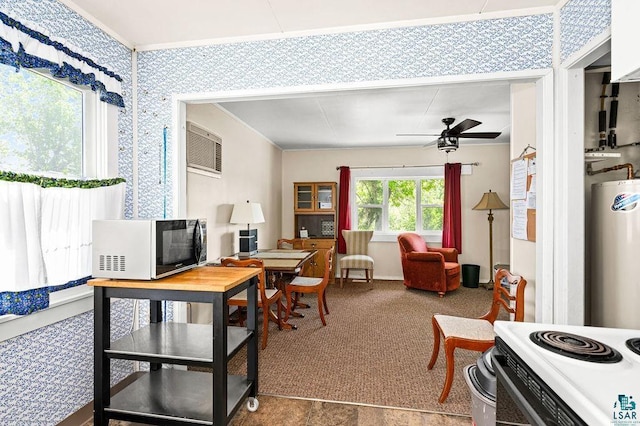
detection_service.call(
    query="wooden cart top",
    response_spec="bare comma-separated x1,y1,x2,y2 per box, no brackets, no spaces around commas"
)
88,266,260,293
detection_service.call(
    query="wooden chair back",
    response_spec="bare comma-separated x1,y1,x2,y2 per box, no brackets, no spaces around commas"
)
481,268,527,323
321,247,335,288
220,258,267,301
277,238,297,249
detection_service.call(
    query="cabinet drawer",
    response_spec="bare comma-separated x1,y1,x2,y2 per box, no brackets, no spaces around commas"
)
302,239,335,249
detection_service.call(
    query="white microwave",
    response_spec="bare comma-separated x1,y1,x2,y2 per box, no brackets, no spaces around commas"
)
92,219,207,280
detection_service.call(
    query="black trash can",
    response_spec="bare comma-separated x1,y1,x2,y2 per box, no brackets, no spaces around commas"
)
462,264,480,288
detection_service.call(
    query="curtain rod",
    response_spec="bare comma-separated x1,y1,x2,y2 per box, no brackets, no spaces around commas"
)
335,162,479,170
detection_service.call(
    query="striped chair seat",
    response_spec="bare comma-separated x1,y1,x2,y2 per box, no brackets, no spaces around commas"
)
340,254,374,269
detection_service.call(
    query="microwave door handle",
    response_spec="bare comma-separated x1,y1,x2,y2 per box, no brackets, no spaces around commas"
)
193,219,204,263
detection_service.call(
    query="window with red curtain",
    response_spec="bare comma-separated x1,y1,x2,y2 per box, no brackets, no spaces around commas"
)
442,162,462,253
337,166,351,253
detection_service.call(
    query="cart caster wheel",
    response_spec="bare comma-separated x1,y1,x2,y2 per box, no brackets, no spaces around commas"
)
247,397,259,412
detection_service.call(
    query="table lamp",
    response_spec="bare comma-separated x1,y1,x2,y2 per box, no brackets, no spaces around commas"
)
473,190,508,289
230,200,265,257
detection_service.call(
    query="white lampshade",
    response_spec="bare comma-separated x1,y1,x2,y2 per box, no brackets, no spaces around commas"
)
230,201,265,225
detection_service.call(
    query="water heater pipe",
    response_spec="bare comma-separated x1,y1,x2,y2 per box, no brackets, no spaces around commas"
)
587,163,635,180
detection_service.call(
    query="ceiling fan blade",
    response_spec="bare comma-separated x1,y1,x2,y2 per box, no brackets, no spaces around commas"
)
448,119,481,136
396,133,440,137
457,132,502,139
422,139,439,147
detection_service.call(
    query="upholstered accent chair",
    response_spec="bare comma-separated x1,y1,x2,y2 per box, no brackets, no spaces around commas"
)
339,230,374,288
397,232,460,297
428,269,527,402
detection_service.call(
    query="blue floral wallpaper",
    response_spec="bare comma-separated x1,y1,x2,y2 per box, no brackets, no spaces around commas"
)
560,0,611,63
0,0,134,424
0,300,135,424
136,14,554,218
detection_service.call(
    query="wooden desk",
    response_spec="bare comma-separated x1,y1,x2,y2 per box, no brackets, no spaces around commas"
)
89,267,260,425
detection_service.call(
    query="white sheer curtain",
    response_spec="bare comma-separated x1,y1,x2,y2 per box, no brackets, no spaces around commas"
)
0,181,125,293
0,181,45,292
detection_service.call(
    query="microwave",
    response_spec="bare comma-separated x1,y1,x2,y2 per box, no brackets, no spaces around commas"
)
92,219,207,280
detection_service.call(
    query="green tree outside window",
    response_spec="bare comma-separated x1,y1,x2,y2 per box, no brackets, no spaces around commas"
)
0,64,83,176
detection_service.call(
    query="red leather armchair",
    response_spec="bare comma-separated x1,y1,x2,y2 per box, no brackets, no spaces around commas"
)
397,232,460,297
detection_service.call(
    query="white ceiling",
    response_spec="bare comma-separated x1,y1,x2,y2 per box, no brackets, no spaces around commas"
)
63,0,562,150
217,83,513,150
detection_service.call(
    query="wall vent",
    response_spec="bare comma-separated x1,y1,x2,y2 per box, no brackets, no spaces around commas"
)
186,121,222,175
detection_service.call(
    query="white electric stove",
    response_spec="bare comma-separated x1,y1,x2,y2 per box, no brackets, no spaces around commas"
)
492,321,640,426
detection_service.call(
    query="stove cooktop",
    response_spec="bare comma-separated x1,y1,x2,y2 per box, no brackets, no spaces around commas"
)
494,321,640,426
530,330,623,363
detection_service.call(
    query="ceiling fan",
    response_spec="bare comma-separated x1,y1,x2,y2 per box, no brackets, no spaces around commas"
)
397,117,502,153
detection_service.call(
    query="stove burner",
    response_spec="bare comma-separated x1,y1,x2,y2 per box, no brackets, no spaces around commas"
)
530,331,622,363
626,338,640,356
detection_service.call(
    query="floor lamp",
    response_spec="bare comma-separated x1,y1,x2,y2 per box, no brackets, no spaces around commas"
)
473,190,508,290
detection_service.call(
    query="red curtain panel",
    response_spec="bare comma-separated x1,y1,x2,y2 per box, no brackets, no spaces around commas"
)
442,163,462,253
337,166,351,253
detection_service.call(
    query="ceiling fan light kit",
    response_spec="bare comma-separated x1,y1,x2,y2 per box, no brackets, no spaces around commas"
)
397,117,502,153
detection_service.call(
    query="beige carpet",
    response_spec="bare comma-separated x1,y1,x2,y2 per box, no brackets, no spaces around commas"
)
227,279,500,416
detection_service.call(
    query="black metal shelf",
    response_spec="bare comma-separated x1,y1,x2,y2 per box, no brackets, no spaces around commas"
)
105,369,251,425
92,269,259,426
106,323,251,367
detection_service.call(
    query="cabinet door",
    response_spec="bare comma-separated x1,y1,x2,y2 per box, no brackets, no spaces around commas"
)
315,183,335,212
302,239,335,279
294,183,315,212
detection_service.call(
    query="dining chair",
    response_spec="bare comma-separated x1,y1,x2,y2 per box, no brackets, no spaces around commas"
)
284,247,334,326
274,238,303,287
277,238,297,249
428,268,527,403
221,258,282,350
340,230,374,288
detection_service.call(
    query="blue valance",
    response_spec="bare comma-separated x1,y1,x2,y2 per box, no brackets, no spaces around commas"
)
0,11,124,108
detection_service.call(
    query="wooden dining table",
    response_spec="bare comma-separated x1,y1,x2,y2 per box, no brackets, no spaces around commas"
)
210,248,317,330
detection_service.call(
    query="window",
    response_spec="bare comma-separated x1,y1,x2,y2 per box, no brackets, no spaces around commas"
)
0,62,119,340
0,63,86,177
355,177,444,235
351,165,471,242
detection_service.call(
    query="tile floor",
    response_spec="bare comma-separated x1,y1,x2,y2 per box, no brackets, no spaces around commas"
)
83,395,472,425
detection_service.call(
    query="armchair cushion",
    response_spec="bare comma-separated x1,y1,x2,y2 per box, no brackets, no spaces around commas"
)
397,232,460,296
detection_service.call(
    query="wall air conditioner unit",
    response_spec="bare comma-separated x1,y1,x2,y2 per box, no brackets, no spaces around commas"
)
186,121,222,176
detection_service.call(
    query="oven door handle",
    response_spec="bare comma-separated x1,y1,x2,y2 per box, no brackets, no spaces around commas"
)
492,353,551,426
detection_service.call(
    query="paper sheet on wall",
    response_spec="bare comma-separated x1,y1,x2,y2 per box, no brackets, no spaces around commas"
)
528,157,536,175
511,159,527,199
527,175,536,208
512,199,528,240
526,192,536,209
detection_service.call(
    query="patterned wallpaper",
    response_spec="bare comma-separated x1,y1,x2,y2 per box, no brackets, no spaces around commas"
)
560,0,611,63
0,300,135,424
136,14,554,218
0,0,134,424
